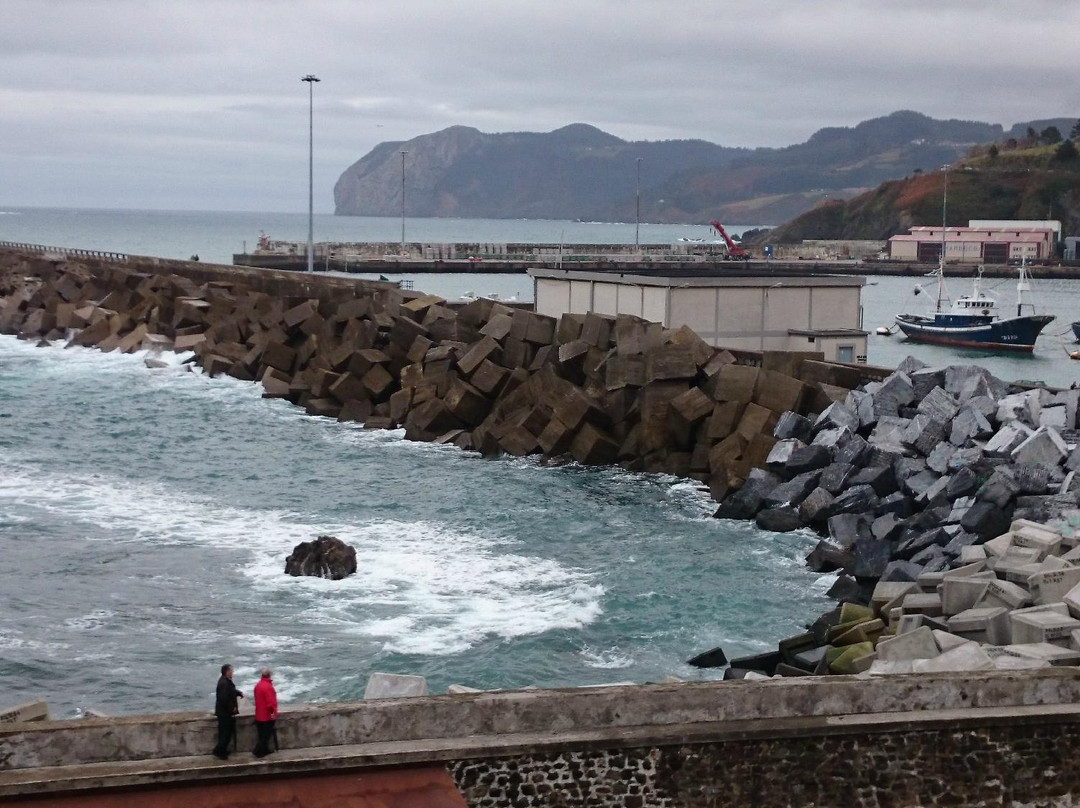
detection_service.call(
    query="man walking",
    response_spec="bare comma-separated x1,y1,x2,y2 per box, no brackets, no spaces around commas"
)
212,663,243,760
252,667,279,758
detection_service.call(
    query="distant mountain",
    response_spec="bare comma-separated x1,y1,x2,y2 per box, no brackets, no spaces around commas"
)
758,141,1080,243
333,111,1071,225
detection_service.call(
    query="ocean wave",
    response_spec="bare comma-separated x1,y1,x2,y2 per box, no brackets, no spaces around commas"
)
0,458,605,658
578,644,634,670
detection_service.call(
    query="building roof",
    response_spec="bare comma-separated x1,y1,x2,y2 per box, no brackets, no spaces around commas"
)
889,231,1048,243
528,268,865,287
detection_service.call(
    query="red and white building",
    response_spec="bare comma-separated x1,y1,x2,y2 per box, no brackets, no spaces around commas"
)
888,221,1059,263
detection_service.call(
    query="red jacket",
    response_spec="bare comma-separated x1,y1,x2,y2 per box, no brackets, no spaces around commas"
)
254,677,278,722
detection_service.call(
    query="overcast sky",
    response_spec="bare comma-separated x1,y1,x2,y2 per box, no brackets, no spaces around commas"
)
2,0,1077,213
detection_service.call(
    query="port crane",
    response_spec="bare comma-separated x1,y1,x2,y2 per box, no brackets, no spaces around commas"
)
710,221,750,261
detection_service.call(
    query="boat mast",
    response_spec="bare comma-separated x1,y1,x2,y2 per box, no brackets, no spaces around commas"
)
937,164,948,312
1016,256,1031,317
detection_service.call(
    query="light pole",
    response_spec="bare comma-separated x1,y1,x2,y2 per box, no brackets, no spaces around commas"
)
400,150,408,252
635,157,642,248
301,74,320,273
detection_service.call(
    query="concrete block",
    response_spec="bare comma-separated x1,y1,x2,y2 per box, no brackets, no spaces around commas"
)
447,684,483,694
1012,524,1063,557
901,592,943,617
876,626,939,661
912,642,994,673
977,579,1032,611
872,581,919,614
867,659,915,675
364,672,430,699
0,700,49,724
992,655,1051,671
1064,581,1080,619
1010,611,1080,646
947,606,1012,645
1028,567,1080,606
1000,642,1080,666
983,533,1014,558
941,576,992,616
932,630,973,653
957,546,988,566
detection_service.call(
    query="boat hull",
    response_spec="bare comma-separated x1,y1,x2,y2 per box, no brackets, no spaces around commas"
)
894,313,1054,353
1072,321,1080,342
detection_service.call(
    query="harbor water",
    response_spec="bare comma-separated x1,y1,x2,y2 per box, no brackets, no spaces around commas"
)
0,336,832,718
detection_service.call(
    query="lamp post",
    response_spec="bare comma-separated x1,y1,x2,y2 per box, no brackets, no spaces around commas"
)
400,150,408,252
635,157,642,249
301,74,320,273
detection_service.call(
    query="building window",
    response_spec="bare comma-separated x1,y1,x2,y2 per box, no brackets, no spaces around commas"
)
837,345,855,363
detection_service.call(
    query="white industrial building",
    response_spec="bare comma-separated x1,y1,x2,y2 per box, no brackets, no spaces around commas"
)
529,268,868,363
887,220,1059,263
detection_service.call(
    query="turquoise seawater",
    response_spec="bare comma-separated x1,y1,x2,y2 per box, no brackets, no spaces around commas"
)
0,336,832,718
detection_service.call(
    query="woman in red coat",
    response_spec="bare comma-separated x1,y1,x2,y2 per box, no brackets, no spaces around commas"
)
252,667,279,757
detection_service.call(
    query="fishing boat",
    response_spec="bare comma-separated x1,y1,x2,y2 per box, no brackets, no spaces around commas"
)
893,165,1053,352
894,262,1054,352
1071,321,1080,342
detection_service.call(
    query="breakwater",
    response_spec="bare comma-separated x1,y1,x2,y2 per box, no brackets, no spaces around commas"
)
5,244,1080,688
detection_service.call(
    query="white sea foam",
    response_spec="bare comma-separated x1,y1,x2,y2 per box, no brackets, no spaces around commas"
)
579,645,634,669
0,458,604,658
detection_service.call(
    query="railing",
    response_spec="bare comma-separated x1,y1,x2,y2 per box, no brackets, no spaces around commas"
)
0,241,129,263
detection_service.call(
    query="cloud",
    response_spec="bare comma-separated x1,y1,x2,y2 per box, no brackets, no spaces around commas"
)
1,0,1077,211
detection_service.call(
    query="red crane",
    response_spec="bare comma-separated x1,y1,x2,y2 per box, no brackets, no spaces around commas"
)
710,221,750,261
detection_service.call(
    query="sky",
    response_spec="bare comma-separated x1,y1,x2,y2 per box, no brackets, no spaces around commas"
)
1,0,1078,214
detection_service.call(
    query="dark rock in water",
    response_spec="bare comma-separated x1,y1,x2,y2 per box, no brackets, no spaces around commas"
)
774,411,813,442
851,538,892,579
826,574,872,605
786,444,832,476
727,650,781,676
686,646,728,668
820,462,854,494
762,470,821,509
798,487,835,525
880,560,925,583
755,505,803,533
827,513,873,549
285,535,357,580
805,539,852,573
723,667,752,680
960,501,1012,540
945,467,979,500
714,469,784,519
875,491,913,518
789,644,829,672
825,484,879,516
848,464,897,497
806,605,844,641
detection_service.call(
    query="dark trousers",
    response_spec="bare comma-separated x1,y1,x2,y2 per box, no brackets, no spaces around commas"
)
213,714,235,757
253,720,276,757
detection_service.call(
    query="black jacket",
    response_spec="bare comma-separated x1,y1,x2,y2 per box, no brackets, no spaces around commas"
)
215,675,241,717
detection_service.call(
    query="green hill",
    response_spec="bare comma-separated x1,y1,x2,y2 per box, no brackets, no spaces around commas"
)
760,141,1080,243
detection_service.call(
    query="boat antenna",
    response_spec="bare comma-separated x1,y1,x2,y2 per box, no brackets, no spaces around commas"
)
937,164,949,312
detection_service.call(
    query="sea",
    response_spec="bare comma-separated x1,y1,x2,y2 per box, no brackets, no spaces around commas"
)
1,207,1079,719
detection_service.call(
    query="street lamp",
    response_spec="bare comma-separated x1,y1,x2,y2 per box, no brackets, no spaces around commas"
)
635,157,642,248
400,150,408,252
301,74,320,273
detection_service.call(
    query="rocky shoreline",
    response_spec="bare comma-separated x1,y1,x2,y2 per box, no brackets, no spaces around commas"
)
4,247,1078,683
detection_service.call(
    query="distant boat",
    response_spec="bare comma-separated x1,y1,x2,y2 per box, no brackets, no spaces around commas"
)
894,263,1053,352
893,166,1052,353
1072,321,1080,342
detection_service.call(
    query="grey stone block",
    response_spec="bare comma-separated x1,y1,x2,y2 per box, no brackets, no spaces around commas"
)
798,487,836,525
984,423,1033,457
805,539,852,573
827,513,874,549
833,432,871,467
949,406,993,446
773,411,813,441
766,437,806,469
851,538,892,579
880,560,926,583
960,501,1013,540
903,469,941,498
848,464,898,496
872,371,916,417
813,401,859,434
977,468,1021,508
875,491,913,518
917,385,960,424
926,442,955,474
869,415,912,450
819,462,854,494
364,672,429,699
762,470,822,509
896,355,929,375
825,484,880,517
786,444,833,476
910,368,946,401
755,506,803,533
1011,427,1068,467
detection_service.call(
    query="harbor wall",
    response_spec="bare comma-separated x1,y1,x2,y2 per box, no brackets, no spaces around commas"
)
4,672,1080,805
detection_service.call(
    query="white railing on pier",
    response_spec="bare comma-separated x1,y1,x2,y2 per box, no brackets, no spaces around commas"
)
0,241,129,263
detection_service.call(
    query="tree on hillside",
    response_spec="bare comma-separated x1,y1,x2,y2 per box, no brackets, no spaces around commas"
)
1071,119,1080,140
1005,137,1018,150
1027,126,1038,146
1041,126,1063,145
988,144,999,160
1054,138,1079,162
